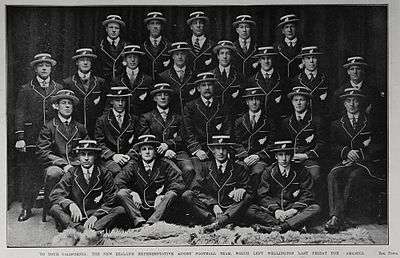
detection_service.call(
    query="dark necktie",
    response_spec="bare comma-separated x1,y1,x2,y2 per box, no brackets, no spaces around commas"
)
218,165,223,174
64,121,70,135
117,114,123,128
242,42,247,53
221,69,227,85
194,37,201,55
111,40,116,50
205,100,211,108
153,39,158,47
160,111,167,121
309,73,315,81
250,114,256,129
351,117,357,130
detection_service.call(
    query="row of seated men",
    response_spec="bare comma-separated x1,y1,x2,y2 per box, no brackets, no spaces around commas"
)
15,59,385,234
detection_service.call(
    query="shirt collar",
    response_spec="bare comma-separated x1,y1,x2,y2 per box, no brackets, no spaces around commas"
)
284,37,298,45
305,69,318,77
295,110,307,120
143,160,155,171
261,68,274,77
249,110,262,121
36,76,50,85
278,164,291,177
81,165,94,174
126,67,139,76
150,36,162,43
157,106,169,115
350,80,363,89
239,37,251,45
347,112,360,120
78,70,91,80
201,96,213,106
192,34,206,42
174,64,186,72
112,109,125,118
107,37,120,46
58,114,72,124
216,160,228,173
219,64,231,74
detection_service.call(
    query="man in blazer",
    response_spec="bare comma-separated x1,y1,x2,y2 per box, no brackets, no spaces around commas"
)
49,140,124,232
63,48,107,138
274,14,303,79
246,141,320,233
115,135,185,227
95,15,127,81
141,12,171,80
36,90,88,221
233,87,277,193
118,45,154,116
94,85,139,177
186,11,215,73
232,15,258,79
15,53,63,221
325,88,385,233
182,135,251,232
158,42,196,115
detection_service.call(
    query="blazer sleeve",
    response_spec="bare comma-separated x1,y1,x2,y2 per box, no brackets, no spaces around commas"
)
15,86,28,141
183,103,202,154
233,118,249,159
164,160,185,195
49,169,75,209
95,116,115,160
114,160,136,191
291,168,316,210
258,168,281,213
305,116,329,160
330,121,350,161
92,170,118,218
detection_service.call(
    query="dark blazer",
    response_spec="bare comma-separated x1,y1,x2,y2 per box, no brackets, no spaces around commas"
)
190,159,250,209
142,37,171,80
115,158,185,210
139,109,185,152
36,117,87,168
274,38,303,79
63,74,107,137
187,37,216,73
94,110,139,160
50,165,118,219
281,111,328,161
232,38,258,79
95,38,127,80
15,78,63,146
118,69,154,116
233,111,277,162
256,162,316,212
183,97,232,154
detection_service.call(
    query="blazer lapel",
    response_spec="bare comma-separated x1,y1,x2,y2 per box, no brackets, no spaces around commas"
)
74,167,89,195
87,166,101,193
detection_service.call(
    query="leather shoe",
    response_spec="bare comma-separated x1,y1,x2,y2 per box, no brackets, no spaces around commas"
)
251,224,283,234
18,209,32,222
324,216,342,233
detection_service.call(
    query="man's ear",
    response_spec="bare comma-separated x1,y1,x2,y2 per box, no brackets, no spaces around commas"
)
52,103,59,110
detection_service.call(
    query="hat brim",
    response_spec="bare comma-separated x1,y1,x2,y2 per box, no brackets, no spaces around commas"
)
102,19,126,27
276,18,300,29
339,93,366,99
122,51,145,56
72,54,97,60
270,147,295,153
75,147,102,153
51,95,79,105
242,93,265,98
343,62,368,68
232,20,256,27
297,52,323,58
30,59,57,67
208,143,240,148
187,16,209,25
150,88,175,96
213,45,236,54
144,17,167,24
168,47,192,54
134,140,161,149
106,93,132,98
195,78,217,85
287,92,312,99
252,53,278,58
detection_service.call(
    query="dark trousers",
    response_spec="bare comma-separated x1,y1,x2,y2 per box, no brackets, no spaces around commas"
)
247,161,268,193
174,151,196,188
181,190,251,225
245,203,321,229
327,164,369,218
50,204,125,231
304,160,324,205
116,189,178,227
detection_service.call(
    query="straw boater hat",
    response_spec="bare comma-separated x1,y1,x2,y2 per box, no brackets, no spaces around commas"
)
277,14,300,28
168,42,191,54
72,48,97,60
253,46,278,59
213,40,236,54
134,134,161,149
342,56,368,69
106,86,132,98
269,140,295,153
194,72,217,85
150,83,174,96
122,45,145,56
232,14,256,27
187,11,209,25
242,87,265,98
144,12,167,24
30,53,57,67
207,135,239,148
287,86,312,99
102,14,126,27
74,140,101,153
339,88,366,100
297,46,323,58
51,89,79,105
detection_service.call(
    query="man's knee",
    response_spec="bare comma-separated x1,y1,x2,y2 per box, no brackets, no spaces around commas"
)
328,167,342,182
164,190,178,201
49,204,64,215
45,166,64,182
307,166,321,181
181,190,195,203
308,204,321,215
116,189,131,200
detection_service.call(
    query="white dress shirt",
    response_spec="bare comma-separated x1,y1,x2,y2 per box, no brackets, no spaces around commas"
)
174,65,186,78
284,37,298,47
37,76,50,87
126,67,139,81
81,165,94,183
219,65,231,78
239,37,251,50
58,114,72,124
295,110,307,121
216,160,228,173
150,36,162,46
78,70,91,80
107,37,120,47
143,160,155,171
347,112,360,126
112,109,125,126
249,110,262,124
261,68,274,79
192,35,206,49
350,80,363,90
201,96,213,107
305,69,318,80
279,164,291,177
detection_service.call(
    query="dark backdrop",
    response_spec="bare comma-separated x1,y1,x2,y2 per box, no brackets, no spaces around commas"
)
6,5,387,203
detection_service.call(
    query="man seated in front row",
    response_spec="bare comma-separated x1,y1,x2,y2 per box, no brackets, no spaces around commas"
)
246,140,320,233
182,135,251,233
115,135,185,228
49,140,124,232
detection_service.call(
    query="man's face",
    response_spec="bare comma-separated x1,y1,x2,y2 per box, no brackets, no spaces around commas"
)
275,151,292,168
76,57,92,73
140,145,156,162
197,81,214,99
344,97,361,114
292,95,308,113
125,54,139,70
246,97,262,112
190,19,205,36
212,146,228,163
56,99,73,118
79,151,96,169
347,65,363,83
236,23,251,40
172,50,187,68
303,55,318,72
111,97,127,113
147,20,162,38
217,48,232,67
106,22,121,39
260,56,273,72
282,23,296,40
154,92,170,109
35,62,52,79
